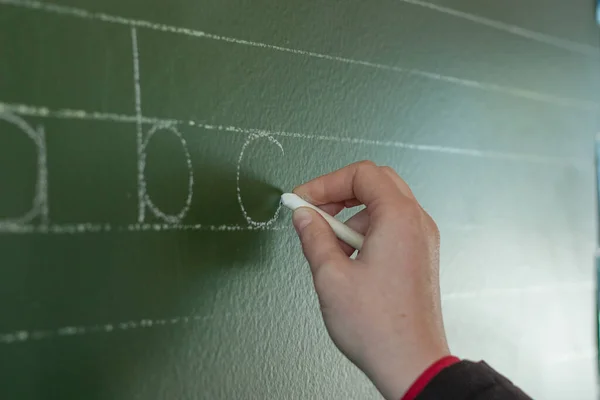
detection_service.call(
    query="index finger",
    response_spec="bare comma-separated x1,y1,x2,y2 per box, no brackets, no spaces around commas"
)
293,160,402,209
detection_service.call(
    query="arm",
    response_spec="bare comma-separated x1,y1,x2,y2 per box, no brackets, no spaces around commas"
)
289,161,531,400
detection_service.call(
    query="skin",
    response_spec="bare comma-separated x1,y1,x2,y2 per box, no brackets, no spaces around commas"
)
290,161,450,400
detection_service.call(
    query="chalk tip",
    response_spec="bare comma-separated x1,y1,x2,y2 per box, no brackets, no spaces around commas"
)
281,193,314,212
280,193,298,210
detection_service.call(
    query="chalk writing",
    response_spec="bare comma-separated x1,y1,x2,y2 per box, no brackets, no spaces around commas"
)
141,122,194,224
0,111,48,226
0,101,579,166
131,27,145,223
0,0,591,236
237,133,285,227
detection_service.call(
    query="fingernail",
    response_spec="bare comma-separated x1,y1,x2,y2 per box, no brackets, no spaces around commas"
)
292,208,313,232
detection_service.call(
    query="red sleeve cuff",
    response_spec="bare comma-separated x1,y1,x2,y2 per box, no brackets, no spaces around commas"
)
401,356,461,400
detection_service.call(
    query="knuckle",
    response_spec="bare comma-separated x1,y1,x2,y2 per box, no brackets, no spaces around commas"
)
302,226,325,248
355,160,379,176
379,165,398,176
384,203,406,220
375,201,406,222
354,161,381,185
425,214,441,240
356,160,377,168
426,213,439,232
313,261,346,287
378,197,420,223
400,197,421,214
307,227,329,245
302,222,337,250
406,197,422,213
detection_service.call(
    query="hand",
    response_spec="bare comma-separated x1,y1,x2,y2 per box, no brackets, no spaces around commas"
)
291,161,450,400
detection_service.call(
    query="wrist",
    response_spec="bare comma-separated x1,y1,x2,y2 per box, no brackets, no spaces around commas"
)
364,343,451,400
400,355,460,400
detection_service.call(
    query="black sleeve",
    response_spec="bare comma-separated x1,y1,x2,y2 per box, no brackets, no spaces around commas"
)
416,360,532,400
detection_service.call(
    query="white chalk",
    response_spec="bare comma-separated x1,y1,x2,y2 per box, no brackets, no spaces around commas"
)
281,193,364,251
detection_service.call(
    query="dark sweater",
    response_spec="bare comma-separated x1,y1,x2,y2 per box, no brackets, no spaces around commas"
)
416,361,532,399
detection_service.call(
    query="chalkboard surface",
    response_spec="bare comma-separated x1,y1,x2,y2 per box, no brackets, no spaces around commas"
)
1,0,599,399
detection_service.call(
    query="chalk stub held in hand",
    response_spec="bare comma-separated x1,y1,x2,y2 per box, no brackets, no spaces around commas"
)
281,193,364,251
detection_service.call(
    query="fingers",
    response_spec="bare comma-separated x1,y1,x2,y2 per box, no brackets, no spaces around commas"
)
294,162,416,212
344,199,363,208
318,199,364,217
318,202,346,216
338,209,370,256
345,209,370,235
292,162,417,259
293,161,401,210
292,207,350,275
380,166,415,200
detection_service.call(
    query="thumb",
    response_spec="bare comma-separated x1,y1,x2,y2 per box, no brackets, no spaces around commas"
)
292,207,349,274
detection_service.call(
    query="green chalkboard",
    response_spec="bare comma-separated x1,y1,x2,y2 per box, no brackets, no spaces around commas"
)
1,0,599,398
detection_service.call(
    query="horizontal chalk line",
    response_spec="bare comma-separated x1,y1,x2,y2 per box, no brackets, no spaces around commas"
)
442,280,593,300
0,0,598,111
0,313,234,344
0,222,484,235
0,223,285,234
0,102,582,166
0,281,592,345
398,0,600,57
0,102,161,124
550,350,597,364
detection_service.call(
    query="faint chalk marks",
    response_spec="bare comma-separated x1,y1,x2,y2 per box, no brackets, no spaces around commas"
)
0,223,113,234
130,27,145,223
123,223,284,232
0,223,286,234
398,0,600,57
141,122,194,224
0,101,585,167
0,280,594,345
236,133,284,227
442,280,593,301
0,111,48,227
0,101,145,123
550,350,597,365
38,125,49,224
1,0,599,110
0,313,233,344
